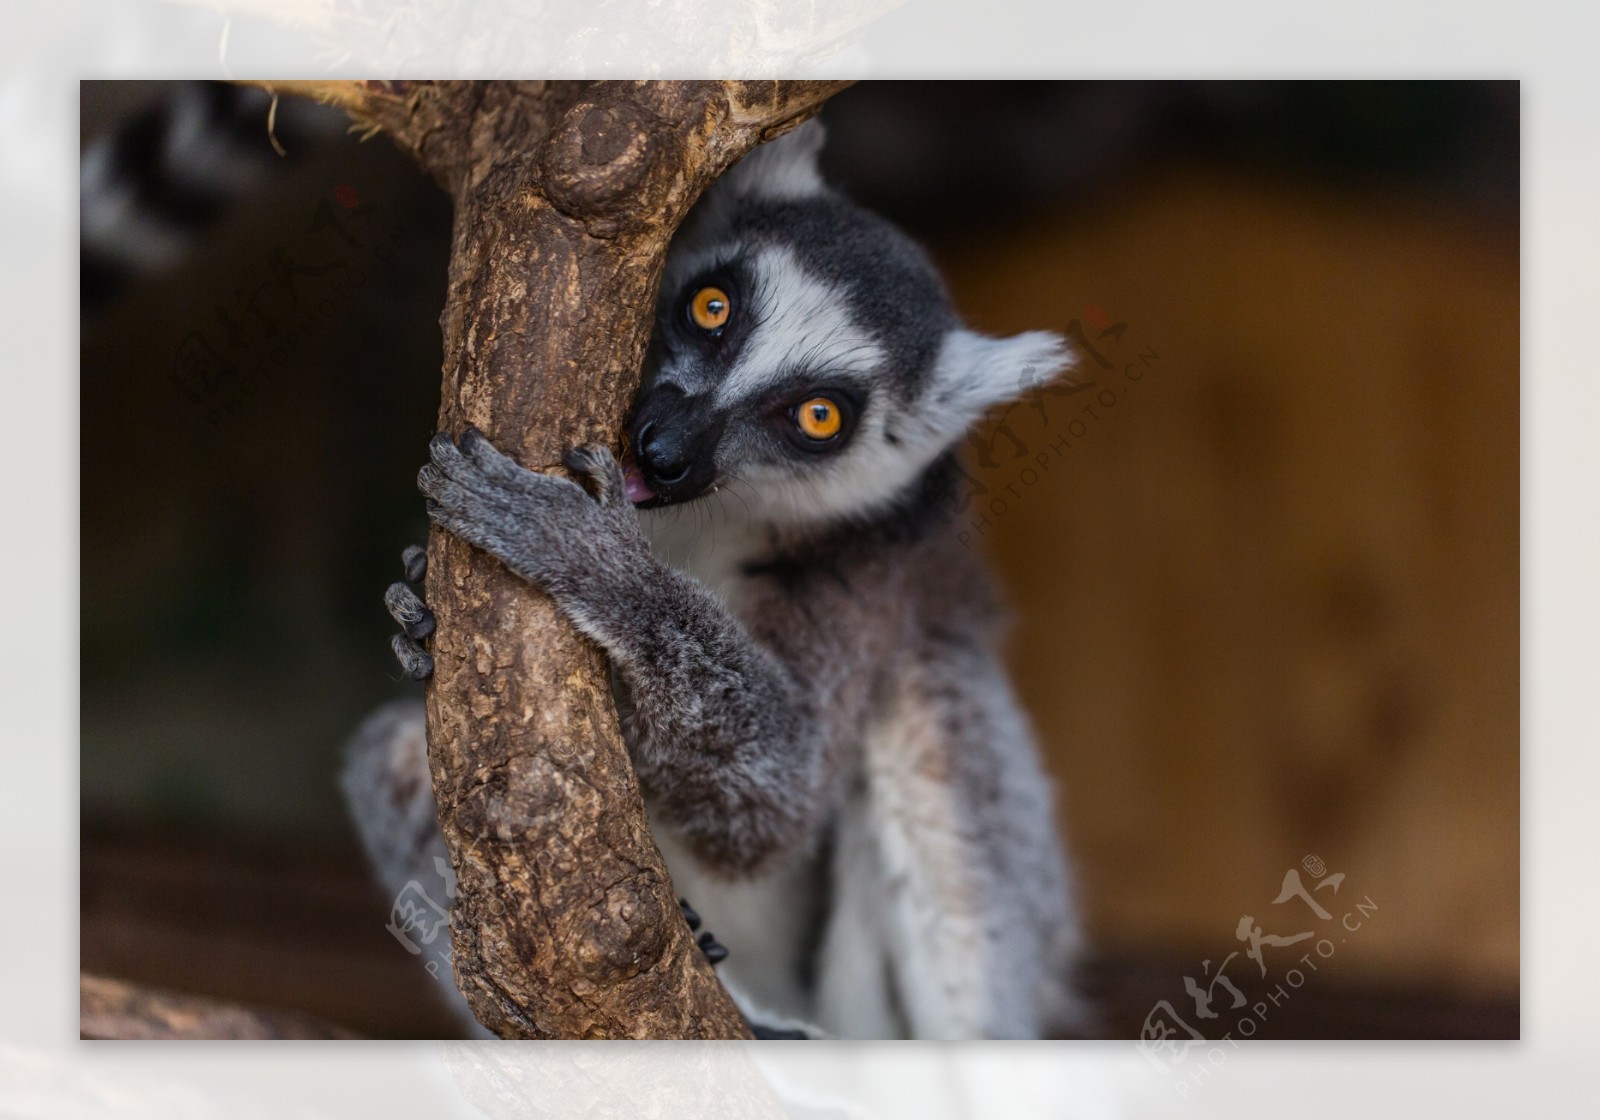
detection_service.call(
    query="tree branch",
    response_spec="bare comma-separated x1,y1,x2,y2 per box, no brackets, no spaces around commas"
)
266,79,849,1038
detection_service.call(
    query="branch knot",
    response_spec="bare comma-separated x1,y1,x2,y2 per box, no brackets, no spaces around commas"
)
539,103,659,229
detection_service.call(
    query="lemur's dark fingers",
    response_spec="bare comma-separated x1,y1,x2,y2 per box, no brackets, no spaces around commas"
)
750,1024,810,1040
682,897,728,965
456,426,538,491
426,430,471,479
562,443,628,509
457,426,577,495
391,634,434,681
435,427,588,504
679,897,702,932
385,581,435,640
696,930,728,965
401,543,426,584
417,463,476,516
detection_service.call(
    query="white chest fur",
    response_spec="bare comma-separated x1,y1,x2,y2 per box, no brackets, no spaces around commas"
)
637,495,831,1026
649,819,822,1025
638,491,771,608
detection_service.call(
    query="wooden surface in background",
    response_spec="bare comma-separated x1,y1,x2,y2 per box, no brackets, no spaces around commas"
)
81,829,467,1039
81,973,358,1039
941,168,1518,999
80,829,1515,1038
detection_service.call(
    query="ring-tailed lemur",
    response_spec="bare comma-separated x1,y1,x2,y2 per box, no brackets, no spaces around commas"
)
81,81,340,309
343,120,1084,1040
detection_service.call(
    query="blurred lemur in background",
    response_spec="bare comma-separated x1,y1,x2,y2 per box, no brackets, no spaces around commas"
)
342,120,1084,1040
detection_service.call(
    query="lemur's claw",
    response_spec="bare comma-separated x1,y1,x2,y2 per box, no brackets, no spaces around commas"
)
697,930,729,964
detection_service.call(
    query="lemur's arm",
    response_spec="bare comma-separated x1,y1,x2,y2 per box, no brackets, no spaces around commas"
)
415,429,858,874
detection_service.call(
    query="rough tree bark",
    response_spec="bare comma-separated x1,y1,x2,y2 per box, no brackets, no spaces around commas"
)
266,80,849,1038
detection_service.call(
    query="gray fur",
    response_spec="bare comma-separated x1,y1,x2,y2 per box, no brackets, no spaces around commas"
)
347,119,1083,1038
341,699,441,902
340,699,489,1037
384,551,435,678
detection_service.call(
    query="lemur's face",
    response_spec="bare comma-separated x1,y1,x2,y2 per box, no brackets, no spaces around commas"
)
623,121,1070,528
626,232,943,521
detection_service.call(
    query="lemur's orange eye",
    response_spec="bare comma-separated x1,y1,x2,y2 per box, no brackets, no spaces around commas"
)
690,286,730,331
796,397,842,440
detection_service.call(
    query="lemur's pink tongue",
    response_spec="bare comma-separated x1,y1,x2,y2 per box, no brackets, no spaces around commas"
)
623,462,656,505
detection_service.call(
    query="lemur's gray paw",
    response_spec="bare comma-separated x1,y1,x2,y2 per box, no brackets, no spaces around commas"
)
419,428,644,596
386,545,434,680
420,427,583,552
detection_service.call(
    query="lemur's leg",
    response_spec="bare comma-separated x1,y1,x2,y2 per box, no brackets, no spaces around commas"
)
341,701,744,1034
340,695,441,904
339,695,491,1035
846,650,1079,1040
417,429,842,875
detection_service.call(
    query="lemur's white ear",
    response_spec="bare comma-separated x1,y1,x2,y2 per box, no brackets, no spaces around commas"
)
927,328,1074,436
720,118,827,200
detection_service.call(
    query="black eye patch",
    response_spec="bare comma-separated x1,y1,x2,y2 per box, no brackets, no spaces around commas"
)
672,262,752,345
743,376,866,455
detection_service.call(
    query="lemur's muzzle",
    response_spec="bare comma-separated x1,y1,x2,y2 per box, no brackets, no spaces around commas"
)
636,421,691,486
626,384,723,507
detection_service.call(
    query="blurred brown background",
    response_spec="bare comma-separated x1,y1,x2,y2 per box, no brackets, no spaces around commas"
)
80,81,1518,1038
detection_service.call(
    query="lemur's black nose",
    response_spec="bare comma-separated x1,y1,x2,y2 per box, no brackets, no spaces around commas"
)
636,421,692,486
